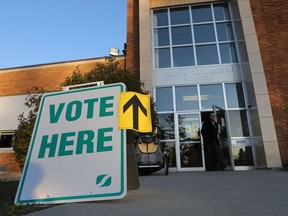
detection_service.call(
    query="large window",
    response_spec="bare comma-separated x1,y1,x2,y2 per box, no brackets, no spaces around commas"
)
153,3,238,68
156,83,248,138
156,83,251,168
156,83,245,113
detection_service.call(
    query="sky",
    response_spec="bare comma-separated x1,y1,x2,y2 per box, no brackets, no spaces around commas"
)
0,0,127,69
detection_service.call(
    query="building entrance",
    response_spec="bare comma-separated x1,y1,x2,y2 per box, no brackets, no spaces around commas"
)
201,106,231,171
156,83,254,171
175,108,231,171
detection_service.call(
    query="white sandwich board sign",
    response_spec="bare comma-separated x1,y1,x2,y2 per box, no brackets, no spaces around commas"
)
15,83,127,204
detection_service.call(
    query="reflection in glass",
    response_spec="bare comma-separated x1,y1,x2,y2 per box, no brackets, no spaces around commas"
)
192,5,212,23
175,86,198,110
234,21,245,40
200,84,224,109
228,110,250,137
154,28,170,47
219,43,238,63
156,87,173,112
213,3,230,21
233,146,254,166
158,113,175,139
216,23,234,41
155,48,171,68
238,41,249,63
153,9,168,27
196,45,219,65
180,143,203,167
160,141,176,167
194,24,215,43
171,26,192,45
216,110,228,140
170,7,190,25
178,114,200,141
173,46,194,67
225,83,245,108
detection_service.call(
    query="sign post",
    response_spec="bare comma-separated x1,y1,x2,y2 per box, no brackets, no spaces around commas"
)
118,91,153,189
15,83,126,205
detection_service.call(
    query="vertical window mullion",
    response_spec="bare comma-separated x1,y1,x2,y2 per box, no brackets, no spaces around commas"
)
222,83,228,109
168,9,173,68
190,6,198,66
172,86,176,112
197,84,202,111
211,4,222,64
152,15,156,70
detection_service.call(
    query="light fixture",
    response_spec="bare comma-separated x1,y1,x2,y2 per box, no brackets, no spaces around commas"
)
109,48,120,56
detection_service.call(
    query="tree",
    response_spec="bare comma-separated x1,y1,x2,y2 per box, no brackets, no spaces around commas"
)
12,87,46,170
12,57,158,170
62,56,158,129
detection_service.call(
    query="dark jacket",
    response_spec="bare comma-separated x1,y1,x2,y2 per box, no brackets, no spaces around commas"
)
201,120,220,146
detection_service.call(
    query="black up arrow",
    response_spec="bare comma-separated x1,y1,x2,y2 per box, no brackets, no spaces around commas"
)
123,94,147,130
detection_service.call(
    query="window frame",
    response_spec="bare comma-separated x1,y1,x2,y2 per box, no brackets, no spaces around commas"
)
0,131,15,151
152,2,238,69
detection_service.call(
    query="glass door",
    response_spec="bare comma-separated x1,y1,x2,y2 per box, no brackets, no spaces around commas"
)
212,105,232,168
176,113,204,171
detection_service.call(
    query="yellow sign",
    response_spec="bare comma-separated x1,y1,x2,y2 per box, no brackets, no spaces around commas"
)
118,92,152,132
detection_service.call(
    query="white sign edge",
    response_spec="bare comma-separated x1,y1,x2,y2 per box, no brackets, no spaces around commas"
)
14,82,127,205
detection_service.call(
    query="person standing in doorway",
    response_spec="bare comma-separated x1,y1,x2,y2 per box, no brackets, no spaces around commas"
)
201,113,226,171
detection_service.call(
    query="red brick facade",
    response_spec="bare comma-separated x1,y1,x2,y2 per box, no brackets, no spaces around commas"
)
126,0,140,79
0,153,20,172
250,0,288,165
0,57,124,97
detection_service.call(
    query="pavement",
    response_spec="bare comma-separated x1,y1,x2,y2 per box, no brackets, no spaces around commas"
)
26,169,288,216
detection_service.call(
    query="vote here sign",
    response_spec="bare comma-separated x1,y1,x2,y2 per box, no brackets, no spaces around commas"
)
15,83,126,205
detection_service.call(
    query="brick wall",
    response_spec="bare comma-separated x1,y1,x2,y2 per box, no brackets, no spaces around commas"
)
0,152,20,172
250,0,288,165
126,0,140,79
0,57,124,96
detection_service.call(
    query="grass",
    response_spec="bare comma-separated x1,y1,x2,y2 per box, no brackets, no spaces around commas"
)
0,180,49,216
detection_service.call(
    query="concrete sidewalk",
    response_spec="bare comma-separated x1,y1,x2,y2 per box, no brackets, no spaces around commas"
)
27,169,288,216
